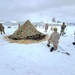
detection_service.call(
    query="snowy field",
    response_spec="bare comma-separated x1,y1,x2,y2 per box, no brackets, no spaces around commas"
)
0,25,75,75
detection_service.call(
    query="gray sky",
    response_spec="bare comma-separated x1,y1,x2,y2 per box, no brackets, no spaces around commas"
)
0,0,75,23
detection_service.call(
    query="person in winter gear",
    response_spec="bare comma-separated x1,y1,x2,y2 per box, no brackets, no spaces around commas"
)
45,23,48,32
18,23,21,28
72,30,75,45
60,22,66,36
50,27,53,31
47,27,60,52
0,23,5,34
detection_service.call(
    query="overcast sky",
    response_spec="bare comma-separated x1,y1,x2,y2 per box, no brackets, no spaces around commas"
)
0,0,75,23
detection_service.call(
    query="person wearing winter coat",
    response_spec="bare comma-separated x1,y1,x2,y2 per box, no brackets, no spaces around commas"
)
72,30,75,45
60,22,66,36
0,23,5,34
47,27,60,52
45,23,48,32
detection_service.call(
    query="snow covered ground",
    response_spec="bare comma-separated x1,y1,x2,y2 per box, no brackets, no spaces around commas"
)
0,25,75,75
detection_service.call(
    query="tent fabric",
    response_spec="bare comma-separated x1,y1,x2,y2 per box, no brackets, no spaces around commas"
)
9,20,46,40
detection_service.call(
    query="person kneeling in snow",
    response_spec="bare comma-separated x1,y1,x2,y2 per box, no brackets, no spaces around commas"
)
47,27,60,52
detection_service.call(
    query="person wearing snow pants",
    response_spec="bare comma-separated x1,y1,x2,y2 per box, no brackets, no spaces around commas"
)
60,22,66,36
45,23,48,32
47,27,60,52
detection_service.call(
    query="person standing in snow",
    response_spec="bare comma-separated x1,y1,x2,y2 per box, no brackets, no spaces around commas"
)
47,27,60,52
45,23,48,32
72,30,75,45
0,23,5,34
60,22,66,36
50,27,53,31
18,23,21,28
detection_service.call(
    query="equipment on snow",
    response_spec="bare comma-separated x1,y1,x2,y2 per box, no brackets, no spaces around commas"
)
42,43,70,56
58,45,70,56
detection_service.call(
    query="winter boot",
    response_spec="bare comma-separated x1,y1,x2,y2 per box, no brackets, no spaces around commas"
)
47,44,50,47
72,42,75,45
50,47,54,52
